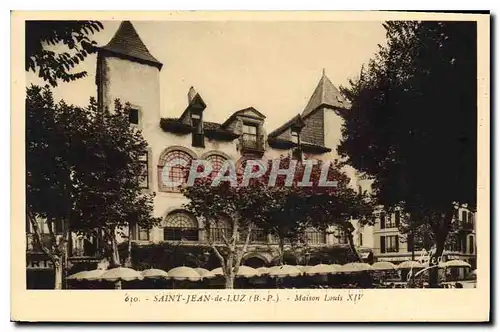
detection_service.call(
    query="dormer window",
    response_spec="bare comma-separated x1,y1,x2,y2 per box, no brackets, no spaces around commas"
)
191,112,204,148
128,108,139,125
291,130,299,144
242,123,258,149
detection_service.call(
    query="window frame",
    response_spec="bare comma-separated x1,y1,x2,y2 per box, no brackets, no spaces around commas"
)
383,235,399,253
158,149,195,193
138,152,149,189
163,211,199,242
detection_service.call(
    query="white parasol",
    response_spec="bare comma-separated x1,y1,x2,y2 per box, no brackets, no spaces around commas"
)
370,261,397,271
167,266,202,281
141,268,169,279
269,265,302,278
67,269,105,281
305,264,340,276
340,262,372,273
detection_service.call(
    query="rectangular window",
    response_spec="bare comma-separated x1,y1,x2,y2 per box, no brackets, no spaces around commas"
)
138,226,149,241
243,123,258,135
129,108,139,125
385,235,399,253
138,153,148,189
462,211,467,224
468,236,474,254
407,234,424,252
380,212,386,229
242,123,259,149
385,213,396,229
358,233,363,246
395,210,400,227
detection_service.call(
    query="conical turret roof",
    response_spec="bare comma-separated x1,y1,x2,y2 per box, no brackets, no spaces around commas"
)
100,21,163,69
301,70,349,118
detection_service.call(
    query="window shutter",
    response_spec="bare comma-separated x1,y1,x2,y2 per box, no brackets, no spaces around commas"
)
395,235,399,252
380,236,386,253
380,213,386,229
395,211,400,227
407,235,413,252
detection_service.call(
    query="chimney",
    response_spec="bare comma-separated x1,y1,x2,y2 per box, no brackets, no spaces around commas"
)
188,86,197,104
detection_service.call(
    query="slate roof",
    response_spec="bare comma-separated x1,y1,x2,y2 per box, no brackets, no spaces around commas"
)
268,114,305,138
99,21,163,69
267,137,332,153
301,72,350,118
160,118,239,141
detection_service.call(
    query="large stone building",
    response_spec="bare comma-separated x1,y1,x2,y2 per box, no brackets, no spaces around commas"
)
93,21,374,268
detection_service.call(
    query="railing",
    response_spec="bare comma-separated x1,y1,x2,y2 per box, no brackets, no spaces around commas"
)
241,134,263,151
209,227,232,243
305,231,326,245
250,229,268,243
163,227,199,241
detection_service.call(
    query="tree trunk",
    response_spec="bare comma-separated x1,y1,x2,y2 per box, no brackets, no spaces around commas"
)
115,280,122,290
224,273,235,289
428,236,445,288
278,237,285,266
109,228,121,268
343,224,361,262
53,256,63,290
124,227,132,268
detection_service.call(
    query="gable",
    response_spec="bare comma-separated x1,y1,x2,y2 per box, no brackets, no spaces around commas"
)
234,107,266,120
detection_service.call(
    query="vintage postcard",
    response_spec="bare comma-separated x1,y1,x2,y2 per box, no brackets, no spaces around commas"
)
11,11,490,322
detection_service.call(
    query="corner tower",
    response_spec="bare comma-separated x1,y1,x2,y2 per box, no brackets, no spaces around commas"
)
300,70,350,159
95,21,162,131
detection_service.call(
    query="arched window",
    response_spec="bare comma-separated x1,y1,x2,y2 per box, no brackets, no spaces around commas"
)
208,215,232,243
158,149,194,192
163,211,199,241
205,154,227,179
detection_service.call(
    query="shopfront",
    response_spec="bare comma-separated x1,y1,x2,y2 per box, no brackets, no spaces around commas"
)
26,253,55,289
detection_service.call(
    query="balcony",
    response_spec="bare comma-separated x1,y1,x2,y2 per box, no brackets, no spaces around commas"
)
249,229,268,243
240,134,264,153
305,231,327,245
209,227,232,243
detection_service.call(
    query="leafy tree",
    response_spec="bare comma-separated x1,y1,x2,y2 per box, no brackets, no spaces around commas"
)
26,21,103,86
182,154,374,288
339,21,477,287
26,85,88,289
251,156,374,264
182,174,259,289
26,85,159,288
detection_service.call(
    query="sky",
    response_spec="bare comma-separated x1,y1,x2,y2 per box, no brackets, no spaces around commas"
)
26,20,387,132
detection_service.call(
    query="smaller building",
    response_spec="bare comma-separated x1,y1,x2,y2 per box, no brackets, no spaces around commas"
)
372,204,477,276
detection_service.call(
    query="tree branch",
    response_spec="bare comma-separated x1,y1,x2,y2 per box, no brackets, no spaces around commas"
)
210,244,226,270
28,211,57,262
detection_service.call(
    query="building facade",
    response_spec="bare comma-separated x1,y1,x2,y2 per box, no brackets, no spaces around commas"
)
93,21,374,268
373,205,477,272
